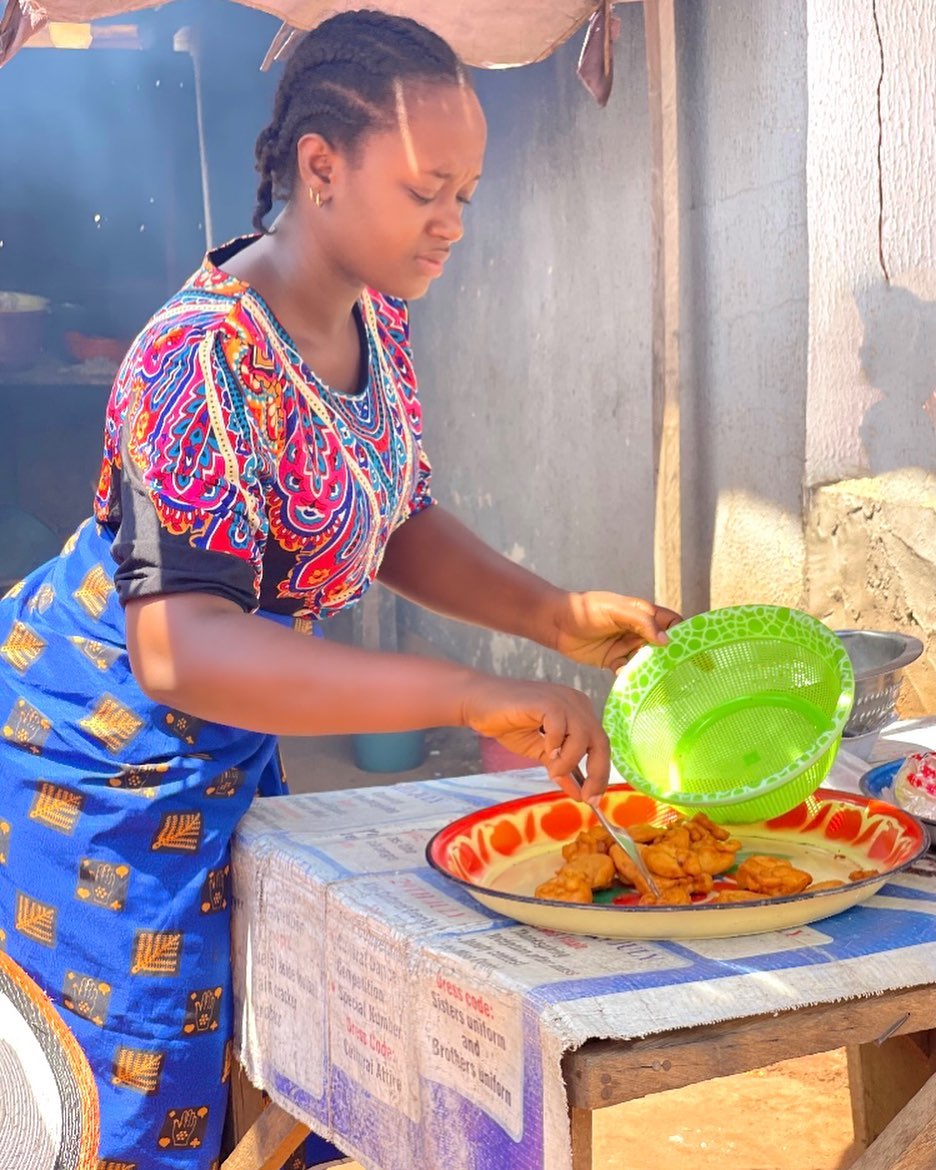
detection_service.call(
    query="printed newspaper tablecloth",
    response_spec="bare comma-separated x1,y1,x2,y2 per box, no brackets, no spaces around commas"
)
231,761,936,1170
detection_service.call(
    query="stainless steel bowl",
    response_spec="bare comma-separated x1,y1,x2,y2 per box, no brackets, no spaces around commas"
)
836,629,925,737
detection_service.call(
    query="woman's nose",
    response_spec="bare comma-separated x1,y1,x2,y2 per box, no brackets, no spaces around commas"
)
430,202,464,243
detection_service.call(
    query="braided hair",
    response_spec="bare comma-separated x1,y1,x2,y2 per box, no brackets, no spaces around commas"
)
252,10,466,232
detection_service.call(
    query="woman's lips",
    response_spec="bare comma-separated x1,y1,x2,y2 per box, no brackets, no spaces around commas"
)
415,253,449,276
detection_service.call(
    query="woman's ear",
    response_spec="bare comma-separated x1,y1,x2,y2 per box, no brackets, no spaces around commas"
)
296,133,338,202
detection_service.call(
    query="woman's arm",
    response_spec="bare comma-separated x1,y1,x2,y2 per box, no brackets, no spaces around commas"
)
125,592,611,798
378,505,679,669
378,505,564,645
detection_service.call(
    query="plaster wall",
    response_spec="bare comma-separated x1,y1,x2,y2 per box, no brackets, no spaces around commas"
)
679,0,809,612
406,12,655,699
804,0,936,713
406,0,812,704
805,0,936,485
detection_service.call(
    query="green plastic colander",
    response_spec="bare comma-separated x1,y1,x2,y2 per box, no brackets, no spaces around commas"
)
603,605,855,823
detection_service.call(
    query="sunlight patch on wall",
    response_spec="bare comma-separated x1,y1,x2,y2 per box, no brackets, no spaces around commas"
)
710,489,806,611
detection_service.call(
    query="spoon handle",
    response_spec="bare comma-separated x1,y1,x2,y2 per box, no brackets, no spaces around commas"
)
569,766,662,898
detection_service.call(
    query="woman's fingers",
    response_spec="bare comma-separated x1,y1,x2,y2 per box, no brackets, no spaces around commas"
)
655,605,683,632
545,724,588,782
603,603,684,672
553,773,584,801
606,641,641,674
462,676,611,803
542,697,610,801
574,734,611,803
620,599,678,646
538,705,569,769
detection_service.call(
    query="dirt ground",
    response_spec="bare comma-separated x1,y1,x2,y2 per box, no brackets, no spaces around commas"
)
593,1048,860,1170
332,1050,859,1170
278,731,862,1170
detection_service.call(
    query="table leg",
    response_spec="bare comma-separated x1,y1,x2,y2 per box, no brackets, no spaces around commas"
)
848,1030,936,1149
223,1059,368,1170
221,1058,309,1170
847,1068,936,1170
219,1100,311,1170
227,1058,269,1150
569,1106,595,1170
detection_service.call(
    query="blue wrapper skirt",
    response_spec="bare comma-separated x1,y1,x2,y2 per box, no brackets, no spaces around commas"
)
0,520,335,1169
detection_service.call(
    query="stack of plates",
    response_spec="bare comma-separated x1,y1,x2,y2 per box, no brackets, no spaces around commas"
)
860,758,936,850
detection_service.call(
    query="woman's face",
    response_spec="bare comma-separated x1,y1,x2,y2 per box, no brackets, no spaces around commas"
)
299,81,487,299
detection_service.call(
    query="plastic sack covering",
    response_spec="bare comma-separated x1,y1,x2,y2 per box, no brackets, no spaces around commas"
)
1,0,611,68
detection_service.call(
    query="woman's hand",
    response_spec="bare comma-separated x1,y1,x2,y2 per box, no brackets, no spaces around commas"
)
550,591,681,674
459,676,610,802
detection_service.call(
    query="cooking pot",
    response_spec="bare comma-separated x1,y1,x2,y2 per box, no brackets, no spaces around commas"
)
0,292,48,370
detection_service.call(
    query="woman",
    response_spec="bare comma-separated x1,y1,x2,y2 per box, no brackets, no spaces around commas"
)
0,11,677,1168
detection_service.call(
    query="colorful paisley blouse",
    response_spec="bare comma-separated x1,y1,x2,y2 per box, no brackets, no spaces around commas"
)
93,237,433,619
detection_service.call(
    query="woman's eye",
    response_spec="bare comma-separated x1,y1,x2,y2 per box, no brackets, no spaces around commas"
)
457,195,473,207
408,189,434,205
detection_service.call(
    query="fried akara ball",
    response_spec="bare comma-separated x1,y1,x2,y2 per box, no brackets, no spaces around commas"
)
563,852,616,891
532,811,885,909
533,870,593,904
710,889,765,904
611,813,743,905
534,849,616,903
735,855,812,897
561,824,614,861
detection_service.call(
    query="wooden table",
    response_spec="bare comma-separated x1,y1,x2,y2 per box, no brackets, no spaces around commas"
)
221,982,936,1170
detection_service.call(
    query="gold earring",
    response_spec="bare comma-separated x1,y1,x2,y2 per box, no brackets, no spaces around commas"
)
309,186,323,207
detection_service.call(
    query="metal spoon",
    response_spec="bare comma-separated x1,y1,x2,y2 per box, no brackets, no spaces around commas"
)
570,764,662,898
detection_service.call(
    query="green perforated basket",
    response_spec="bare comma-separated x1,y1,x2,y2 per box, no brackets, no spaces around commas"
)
603,605,855,823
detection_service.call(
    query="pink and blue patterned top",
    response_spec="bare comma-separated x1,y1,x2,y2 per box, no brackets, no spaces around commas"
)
93,236,434,619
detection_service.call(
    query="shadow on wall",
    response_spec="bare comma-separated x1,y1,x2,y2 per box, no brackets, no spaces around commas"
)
858,284,936,475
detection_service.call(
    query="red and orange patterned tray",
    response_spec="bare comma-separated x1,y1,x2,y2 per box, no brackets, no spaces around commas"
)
426,786,927,940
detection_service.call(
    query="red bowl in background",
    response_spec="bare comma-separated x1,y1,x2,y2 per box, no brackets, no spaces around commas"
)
64,331,130,365
479,736,540,773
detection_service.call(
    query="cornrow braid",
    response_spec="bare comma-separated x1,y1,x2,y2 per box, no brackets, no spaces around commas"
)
252,9,466,233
